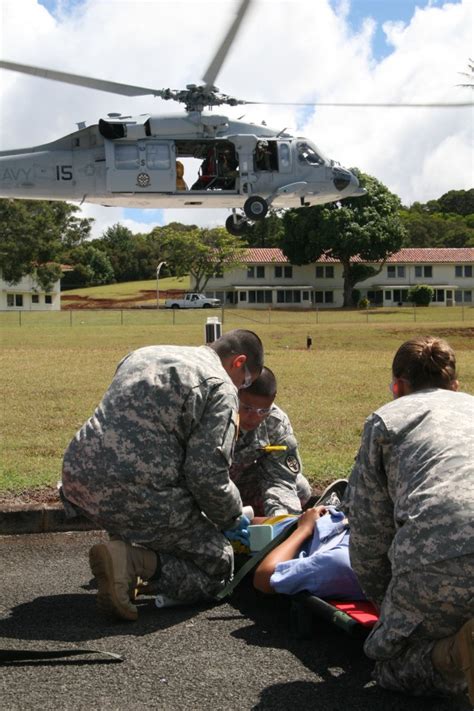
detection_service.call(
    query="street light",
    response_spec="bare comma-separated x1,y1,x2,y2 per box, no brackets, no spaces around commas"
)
156,261,167,309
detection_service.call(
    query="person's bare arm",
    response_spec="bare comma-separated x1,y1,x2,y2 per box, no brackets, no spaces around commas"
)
253,507,327,594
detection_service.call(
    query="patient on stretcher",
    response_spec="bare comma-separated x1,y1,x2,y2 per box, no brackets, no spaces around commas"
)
253,506,365,600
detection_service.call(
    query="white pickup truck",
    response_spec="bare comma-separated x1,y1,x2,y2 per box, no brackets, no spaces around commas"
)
164,292,221,309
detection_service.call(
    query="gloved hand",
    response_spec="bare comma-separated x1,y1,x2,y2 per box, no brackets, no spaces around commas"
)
223,514,251,546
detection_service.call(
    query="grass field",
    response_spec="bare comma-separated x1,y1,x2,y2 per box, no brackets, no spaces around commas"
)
1,308,473,494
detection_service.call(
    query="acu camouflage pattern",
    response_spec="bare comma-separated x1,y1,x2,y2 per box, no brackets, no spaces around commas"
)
366,556,473,697
343,388,474,696
62,345,243,601
230,404,311,516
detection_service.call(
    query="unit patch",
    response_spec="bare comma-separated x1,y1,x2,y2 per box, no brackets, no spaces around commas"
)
286,455,300,474
136,172,151,187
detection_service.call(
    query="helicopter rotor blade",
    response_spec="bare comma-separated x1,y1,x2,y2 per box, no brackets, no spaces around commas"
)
0,60,165,97
201,0,252,89
242,99,474,108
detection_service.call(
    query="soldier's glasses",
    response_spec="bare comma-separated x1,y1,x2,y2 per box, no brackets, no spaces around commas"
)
240,403,272,416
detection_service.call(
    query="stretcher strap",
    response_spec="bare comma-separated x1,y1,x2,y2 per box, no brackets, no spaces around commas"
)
327,600,379,627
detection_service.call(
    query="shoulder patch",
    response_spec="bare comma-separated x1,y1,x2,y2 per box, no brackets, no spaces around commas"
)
285,455,300,474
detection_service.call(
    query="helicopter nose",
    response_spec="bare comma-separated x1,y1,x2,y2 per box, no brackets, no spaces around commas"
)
333,167,366,197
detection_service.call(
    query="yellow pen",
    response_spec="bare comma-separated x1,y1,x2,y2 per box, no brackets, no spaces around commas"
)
261,445,288,452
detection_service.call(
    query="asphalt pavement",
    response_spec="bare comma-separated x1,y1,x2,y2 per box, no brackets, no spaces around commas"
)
0,522,470,711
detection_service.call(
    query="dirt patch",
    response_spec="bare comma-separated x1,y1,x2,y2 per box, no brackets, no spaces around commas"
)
387,326,474,340
0,486,60,508
61,289,186,310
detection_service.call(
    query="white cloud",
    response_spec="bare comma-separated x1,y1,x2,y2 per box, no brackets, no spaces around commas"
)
0,0,472,235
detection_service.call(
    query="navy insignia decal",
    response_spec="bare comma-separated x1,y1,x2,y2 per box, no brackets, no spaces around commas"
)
137,172,151,187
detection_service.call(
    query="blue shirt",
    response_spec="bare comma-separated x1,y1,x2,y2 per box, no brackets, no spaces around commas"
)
270,508,366,600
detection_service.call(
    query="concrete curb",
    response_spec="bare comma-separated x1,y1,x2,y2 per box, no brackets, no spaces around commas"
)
0,504,100,535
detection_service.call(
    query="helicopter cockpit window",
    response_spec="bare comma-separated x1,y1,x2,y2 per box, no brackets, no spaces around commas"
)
146,144,171,170
279,143,291,170
297,142,324,166
114,144,139,170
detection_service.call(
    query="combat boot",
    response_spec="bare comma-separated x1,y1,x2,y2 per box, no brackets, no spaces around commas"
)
129,547,160,601
432,618,474,704
89,540,139,621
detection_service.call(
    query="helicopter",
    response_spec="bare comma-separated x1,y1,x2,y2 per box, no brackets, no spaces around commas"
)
0,0,369,234
0,0,469,236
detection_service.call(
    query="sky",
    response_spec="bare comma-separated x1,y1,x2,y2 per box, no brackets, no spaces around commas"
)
0,0,472,238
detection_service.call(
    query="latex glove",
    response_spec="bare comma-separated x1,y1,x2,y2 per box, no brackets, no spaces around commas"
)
223,514,251,546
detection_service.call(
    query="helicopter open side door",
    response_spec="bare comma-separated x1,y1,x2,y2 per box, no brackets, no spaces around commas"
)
105,139,175,193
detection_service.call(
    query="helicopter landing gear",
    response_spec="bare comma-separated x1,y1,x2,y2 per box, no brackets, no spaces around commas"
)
243,195,268,221
225,213,249,236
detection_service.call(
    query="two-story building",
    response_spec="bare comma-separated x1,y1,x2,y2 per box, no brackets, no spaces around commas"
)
0,268,71,311
201,247,474,309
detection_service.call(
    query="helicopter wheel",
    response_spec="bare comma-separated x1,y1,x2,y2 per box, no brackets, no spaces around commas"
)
243,196,268,221
225,214,249,236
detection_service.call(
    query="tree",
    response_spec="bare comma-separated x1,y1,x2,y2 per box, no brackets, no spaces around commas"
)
0,199,93,291
153,226,246,292
244,211,285,247
408,284,433,307
62,244,115,289
281,171,406,307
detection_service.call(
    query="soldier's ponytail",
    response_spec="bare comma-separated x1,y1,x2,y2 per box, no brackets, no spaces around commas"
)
392,336,457,391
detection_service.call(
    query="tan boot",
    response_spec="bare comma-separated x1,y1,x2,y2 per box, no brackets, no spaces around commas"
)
432,619,474,704
128,547,159,602
89,541,139,621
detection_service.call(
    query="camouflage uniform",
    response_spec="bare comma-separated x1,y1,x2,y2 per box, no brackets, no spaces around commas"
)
230,404,311,517
343,388,474,697
62,345,243,603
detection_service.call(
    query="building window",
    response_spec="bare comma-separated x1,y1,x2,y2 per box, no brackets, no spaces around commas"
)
239,292,247,301
7,294,14,307
455,265,473,278
32,294,40,303
432,289,444,303
387,265,405,278
393,289,409,303
316,265,334,279
276,289,302,303
249,290,271,303
464,290,472,303
384,291,392,301
302,291,309,301
274,265,293,278
247,266,265,278
415,265,433,278
312,290,333,303
45,294,52,304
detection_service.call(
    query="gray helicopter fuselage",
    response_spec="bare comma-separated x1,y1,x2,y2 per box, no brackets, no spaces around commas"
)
0,112,363,209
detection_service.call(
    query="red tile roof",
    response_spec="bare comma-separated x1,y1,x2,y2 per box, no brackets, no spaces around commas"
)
242,247,474,264
385,248,474,263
